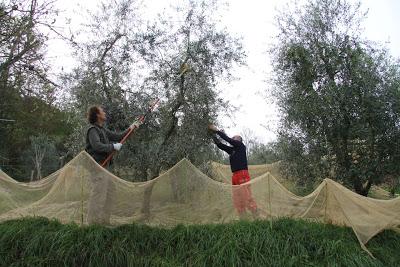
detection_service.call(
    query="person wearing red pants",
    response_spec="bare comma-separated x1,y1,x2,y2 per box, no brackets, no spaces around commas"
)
208,125,259,218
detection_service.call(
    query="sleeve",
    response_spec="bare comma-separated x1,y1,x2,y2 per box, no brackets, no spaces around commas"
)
105,128,130,142
216,130,241,147
213,135,233,154
88,128,114,153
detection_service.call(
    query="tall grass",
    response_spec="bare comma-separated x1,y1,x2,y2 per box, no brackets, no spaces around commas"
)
0,217,399,266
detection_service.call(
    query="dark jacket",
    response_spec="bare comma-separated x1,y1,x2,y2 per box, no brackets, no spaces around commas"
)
85,124,128,164
213,131,248,172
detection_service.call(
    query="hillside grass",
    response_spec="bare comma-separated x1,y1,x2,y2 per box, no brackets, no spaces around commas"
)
0,217,399,266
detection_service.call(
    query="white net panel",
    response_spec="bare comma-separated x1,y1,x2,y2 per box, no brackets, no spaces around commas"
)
0,151,399,253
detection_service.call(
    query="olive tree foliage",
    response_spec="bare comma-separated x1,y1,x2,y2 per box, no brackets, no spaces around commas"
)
271,0,400,195
0,0,62,98
19,134,59,181
1,0,57,157
133,0,246,180
241,128,278,165
64,0,246,181
0,0,74,179
62,0,148,157
247,142,279,165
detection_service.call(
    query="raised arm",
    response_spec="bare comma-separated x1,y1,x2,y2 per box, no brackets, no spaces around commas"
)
105,128,130,142
212,135,233,154
215,131,242,147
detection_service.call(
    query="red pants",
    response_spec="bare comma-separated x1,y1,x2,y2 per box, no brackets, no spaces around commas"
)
232,170,258,214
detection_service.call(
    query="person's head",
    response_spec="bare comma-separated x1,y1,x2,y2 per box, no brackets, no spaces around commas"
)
232,135,242,142
87,105,106,125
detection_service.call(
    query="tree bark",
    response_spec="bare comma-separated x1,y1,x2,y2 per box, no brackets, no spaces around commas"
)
139,63,189,217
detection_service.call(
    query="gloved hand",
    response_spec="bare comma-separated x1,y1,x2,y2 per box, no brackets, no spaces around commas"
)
129,120,143,130
113,143,122,151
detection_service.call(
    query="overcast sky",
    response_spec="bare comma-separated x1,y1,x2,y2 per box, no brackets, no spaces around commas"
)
50,0,400,143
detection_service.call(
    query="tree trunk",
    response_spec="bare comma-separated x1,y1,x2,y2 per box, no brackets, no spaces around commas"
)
139,66,189,217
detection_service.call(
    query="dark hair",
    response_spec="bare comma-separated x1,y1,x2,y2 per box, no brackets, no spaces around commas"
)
87,106,100,124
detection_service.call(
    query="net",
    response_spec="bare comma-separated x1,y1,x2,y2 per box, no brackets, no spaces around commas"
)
0,151,399,254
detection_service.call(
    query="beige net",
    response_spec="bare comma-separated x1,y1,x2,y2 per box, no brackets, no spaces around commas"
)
0,151,399,254
209,161,296,190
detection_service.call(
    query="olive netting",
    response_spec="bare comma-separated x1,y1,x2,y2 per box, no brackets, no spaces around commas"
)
1,151,399,254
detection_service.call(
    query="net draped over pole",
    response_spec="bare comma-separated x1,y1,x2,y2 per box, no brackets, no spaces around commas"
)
0,151,399,254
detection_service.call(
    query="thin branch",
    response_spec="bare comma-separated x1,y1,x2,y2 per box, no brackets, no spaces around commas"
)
29,67,60,87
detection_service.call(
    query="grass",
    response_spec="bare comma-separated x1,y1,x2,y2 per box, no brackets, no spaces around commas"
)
0,217,399,267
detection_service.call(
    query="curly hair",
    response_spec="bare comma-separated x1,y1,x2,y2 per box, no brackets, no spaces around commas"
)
87,106,100,124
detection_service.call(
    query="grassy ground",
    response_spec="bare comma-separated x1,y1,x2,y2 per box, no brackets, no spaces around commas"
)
0,217,399,267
